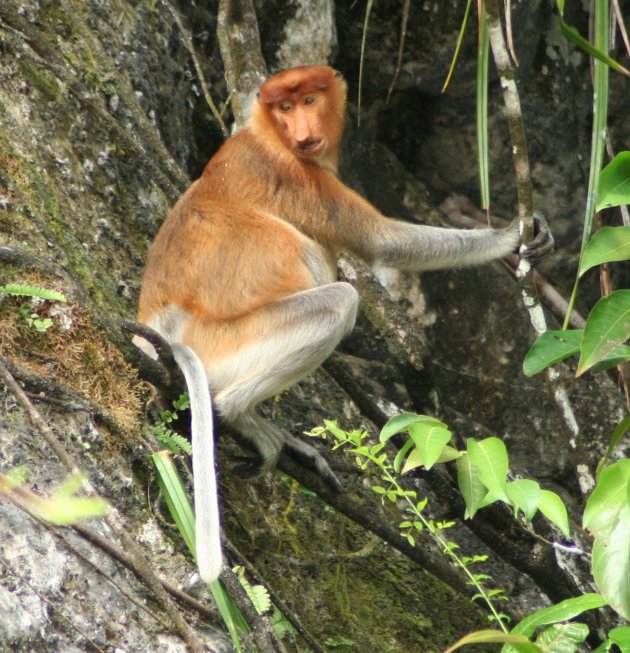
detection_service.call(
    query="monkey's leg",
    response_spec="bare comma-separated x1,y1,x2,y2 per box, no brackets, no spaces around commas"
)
206,282,358,490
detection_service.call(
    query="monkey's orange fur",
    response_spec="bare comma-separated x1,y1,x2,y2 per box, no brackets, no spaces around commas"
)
139,66,381,367
136,65,547,582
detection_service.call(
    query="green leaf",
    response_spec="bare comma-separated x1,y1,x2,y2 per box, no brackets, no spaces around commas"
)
584,458,630,537
609,626,630,652
444,629,540,653
467,437,509,503
597,152,630,211
393,438,414,473
505,479,541,521
579,226,630,277
152,451,196,556
538,489,570,538
597,415,630,477
436,445,463,464
511,593,607,637
0,283,67,302
559,19,630,76
406,421,452,470
523,330,582,377
591,502,630,619
534,622,588,652
379,413,446,442
38,495,109,525
456,453,487,519
400,447,425,474
577,290,630,377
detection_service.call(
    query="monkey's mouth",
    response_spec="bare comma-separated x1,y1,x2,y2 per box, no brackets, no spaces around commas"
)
296,139,325,156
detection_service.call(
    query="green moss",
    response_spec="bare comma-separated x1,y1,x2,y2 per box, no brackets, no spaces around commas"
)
19,60,63,102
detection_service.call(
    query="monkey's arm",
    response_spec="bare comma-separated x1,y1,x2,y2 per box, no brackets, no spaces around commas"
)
368,220,520,271
317,175,552,272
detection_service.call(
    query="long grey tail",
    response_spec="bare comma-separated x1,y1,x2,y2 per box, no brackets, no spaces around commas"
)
171,343,222,582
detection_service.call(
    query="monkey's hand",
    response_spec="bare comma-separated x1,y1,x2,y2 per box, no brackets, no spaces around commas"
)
518,214,554,265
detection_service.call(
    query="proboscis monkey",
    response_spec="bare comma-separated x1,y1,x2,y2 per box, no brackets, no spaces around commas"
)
135,65,553,582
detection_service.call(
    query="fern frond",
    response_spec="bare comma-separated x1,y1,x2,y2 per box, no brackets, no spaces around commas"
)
0,284,67,303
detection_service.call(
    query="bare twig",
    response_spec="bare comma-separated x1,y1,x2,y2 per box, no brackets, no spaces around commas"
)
160,0,229,137
386,0,411,102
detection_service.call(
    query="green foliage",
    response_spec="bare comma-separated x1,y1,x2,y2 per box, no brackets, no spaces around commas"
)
0,283,67,303
0,470,109,524
152,394,193,455
312,418,513,628
233,565,271,614
597,152,630,211
312,414,627,651
19,304,54,332
1,283,67,332
583,460,630,619
524,152,630,379
151,450,247,652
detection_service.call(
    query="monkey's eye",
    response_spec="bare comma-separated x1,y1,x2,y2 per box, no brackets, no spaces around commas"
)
303,95,316,106
279,102,292,112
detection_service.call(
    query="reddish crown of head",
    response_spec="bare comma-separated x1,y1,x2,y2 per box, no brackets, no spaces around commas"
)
258,65,336,107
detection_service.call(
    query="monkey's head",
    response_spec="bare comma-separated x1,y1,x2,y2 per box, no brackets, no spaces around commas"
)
254,65,347,169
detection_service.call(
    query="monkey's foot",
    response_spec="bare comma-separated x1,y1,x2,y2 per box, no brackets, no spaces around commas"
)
284,435,344,493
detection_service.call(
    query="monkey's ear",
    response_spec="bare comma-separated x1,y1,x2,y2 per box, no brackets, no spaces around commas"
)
333,69,342,78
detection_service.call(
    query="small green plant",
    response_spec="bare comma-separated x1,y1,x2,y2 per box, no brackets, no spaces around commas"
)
1,283,67,333
18,304,54,332
310,414,630,651
1,469,108,524
152,394,193,455
524,152,630,381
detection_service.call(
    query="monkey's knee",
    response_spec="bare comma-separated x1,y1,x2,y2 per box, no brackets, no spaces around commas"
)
329,282,359,338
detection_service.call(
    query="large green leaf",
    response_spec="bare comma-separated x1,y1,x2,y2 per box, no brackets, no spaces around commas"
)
379,412,445,442
597,151,630,211
609,626,630,653
584,461,630,620
467,437,509,504
510,593,607,638
534,623,588,652
506,479,541,521
538,490,570,538
456,454,486,519
583,459,630,538
591,503,630,620
523,330,582,377
406,421,452,471
579,227,630,277
577,290,630,376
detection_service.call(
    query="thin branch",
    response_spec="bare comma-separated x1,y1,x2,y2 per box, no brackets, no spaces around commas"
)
160,0,229,138
484,0,580,442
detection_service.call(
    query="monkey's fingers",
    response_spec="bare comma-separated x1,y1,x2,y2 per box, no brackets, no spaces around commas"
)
522,215,555,264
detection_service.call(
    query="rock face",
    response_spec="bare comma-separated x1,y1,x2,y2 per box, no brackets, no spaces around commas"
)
0,1,627,651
